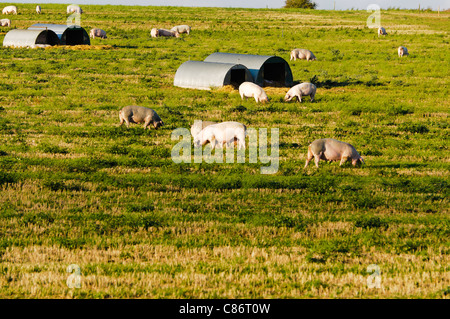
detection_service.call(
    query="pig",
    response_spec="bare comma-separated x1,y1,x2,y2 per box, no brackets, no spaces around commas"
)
398,46,409,57
67,4,82,14
171,25,191,35
151,28,159,38
290,48,316,61
378,27,387,36
2,5,17,14
158,29,180,38
284,82,316,103
90,28,107,39
239,82,269,103
119,105,164,130
194,121,247,150
190,120,217,140
0,19,11,27
304,138,365,168
36,5,41,14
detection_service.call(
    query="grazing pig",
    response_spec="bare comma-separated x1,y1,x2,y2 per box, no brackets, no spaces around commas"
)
378,27,387,36
90,28,107,39
284,82,316,103
398,46,409,57
171,25,191,35
119,105,164,130
304,138,365,168
67,4,82,14
158,29,180,38
2,5,17,14
239,82,269,103
290,48,316,61
36,5,41,14
0,19,11,27
194,121,247,150
190,120,217,140
151,28,159,38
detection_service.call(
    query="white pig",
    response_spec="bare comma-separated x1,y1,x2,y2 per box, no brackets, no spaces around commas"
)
398,46,409,57
194,121,247,150
378,27,387,36
304,138,365,168
239,82,269,103
284,82,316,103
151,28,159,38
190,120,217,140
171,25,191,35
90,28,107,39
290,48,316,61
2,5,17,14
67,4,82,14
0,19,11,27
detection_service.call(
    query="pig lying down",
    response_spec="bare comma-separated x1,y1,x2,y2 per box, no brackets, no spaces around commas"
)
194,121,247,150
158,29,180,38
304,138,365,168
151,28,159,38
119,105,164,130
239,82,269,103
284,82,316,103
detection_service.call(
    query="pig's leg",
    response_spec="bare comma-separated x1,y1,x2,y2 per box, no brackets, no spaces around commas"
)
124,116,130,128
314,154,321,168
144,117,152,130
304,152,313,168
339,156,349,166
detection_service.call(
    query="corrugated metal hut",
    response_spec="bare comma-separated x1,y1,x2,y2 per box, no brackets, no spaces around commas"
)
204,52,294,87
28,24,90,45
174,61,253,90
3,29,60,48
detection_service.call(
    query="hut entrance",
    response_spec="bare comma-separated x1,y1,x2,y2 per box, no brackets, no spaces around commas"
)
35,30,60,46
230,68,247,88
262,62,285,86
64,28,85,45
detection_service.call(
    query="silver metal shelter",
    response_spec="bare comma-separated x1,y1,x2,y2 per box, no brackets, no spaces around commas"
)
204,52,294,87
3,29,60,48
174,61,253,90
28,24,90,45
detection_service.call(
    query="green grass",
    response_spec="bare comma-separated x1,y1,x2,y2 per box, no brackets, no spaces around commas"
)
0,3,449,298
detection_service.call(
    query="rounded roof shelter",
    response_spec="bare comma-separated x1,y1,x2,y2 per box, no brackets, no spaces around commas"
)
204,52,294,87
28,24,90,45
3,29,60,48
174,61,253,90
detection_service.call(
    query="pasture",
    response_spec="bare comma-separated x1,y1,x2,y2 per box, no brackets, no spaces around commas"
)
0,3,448,298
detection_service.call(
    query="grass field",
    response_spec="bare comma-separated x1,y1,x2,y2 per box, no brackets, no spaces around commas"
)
0,3,449,298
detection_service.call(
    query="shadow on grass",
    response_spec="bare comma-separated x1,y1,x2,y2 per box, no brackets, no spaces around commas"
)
369,163,429,169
